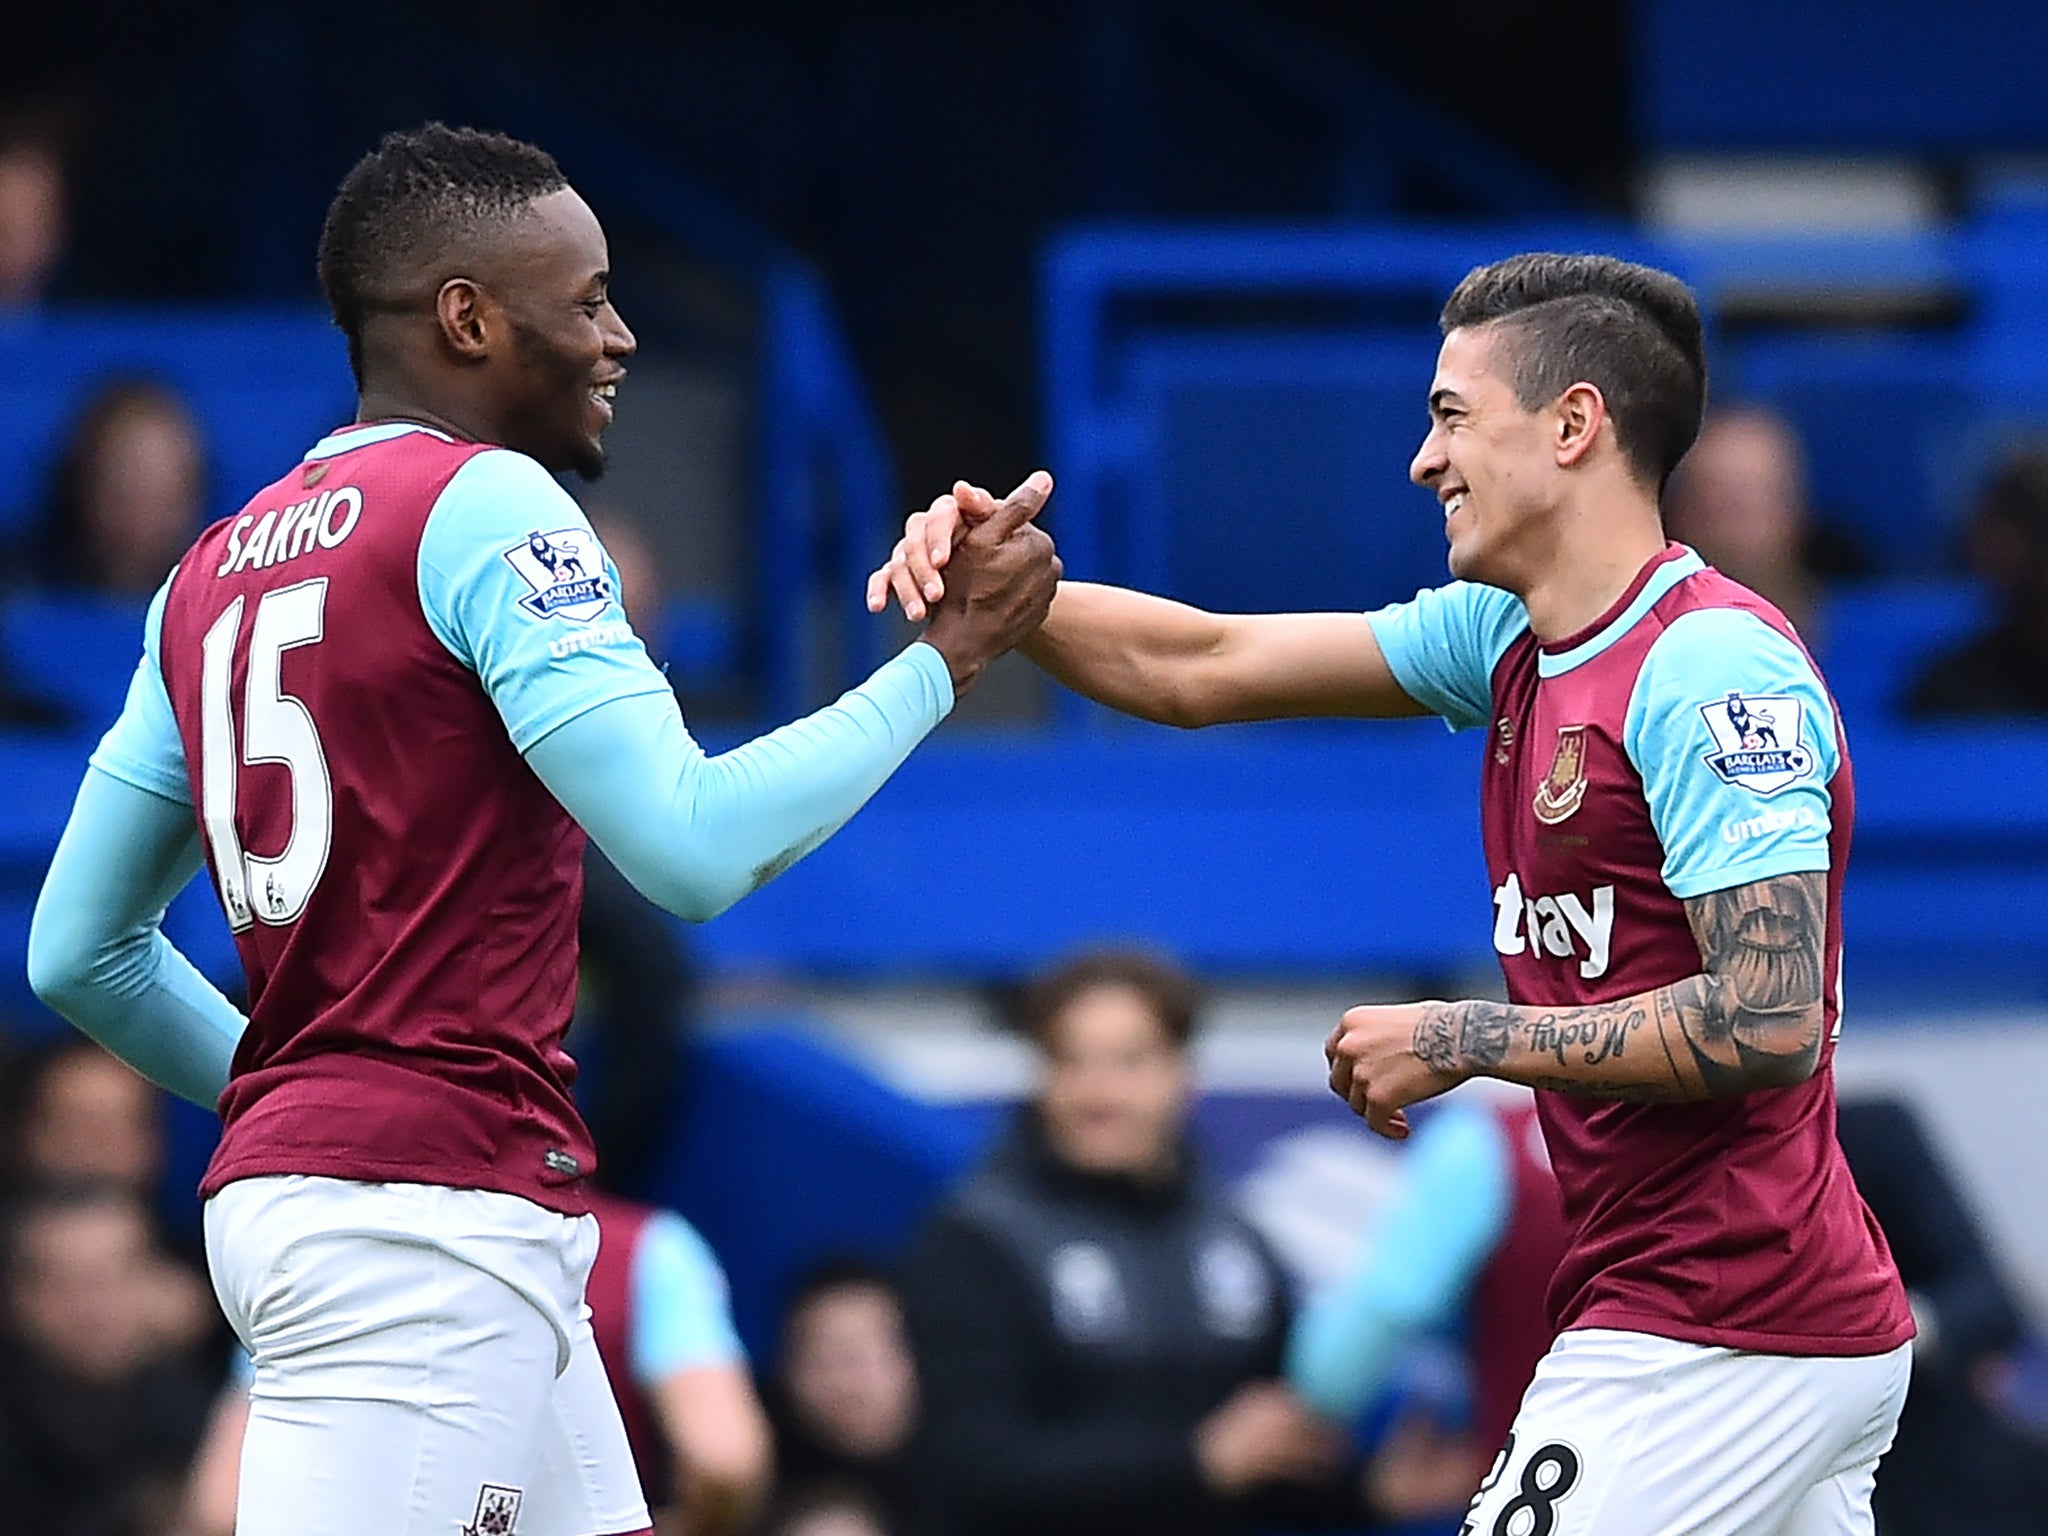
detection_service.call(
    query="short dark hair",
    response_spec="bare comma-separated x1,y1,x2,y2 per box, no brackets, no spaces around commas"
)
782,1257,900,1335
1017,949,1202,1051
1440,252,1707,489
317,122,568,385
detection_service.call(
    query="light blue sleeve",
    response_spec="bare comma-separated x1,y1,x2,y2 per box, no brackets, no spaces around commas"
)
524,645,953,922
1364,582,1528,732
628,1211,747,1382
1624,609,1839,900
1286,1100,1511,1421
417,449,674,750
27,766,247,1108
88,573,191,804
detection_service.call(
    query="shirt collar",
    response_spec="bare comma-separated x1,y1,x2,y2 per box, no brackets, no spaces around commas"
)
305,420,456,460
1537,544,1704,678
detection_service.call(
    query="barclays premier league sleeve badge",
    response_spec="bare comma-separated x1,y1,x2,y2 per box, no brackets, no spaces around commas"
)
1698,691,1815,795
502,527,615,621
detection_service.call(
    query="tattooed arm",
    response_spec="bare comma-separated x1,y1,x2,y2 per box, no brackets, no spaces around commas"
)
1443,870,1825,1099
1327,871,1828,1135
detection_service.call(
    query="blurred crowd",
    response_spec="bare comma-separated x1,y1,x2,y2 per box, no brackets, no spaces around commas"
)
0,940,2042,1536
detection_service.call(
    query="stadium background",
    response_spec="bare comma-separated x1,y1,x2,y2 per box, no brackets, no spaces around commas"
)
2,0,2046,1491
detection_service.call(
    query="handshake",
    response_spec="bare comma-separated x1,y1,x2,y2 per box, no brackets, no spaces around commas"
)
865,471,1061,695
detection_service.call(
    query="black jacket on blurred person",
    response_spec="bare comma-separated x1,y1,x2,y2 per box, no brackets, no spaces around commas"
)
574,848,690,1197
902,1112,1364,1536
1836,1098,2048,1536
0,1339,213,1536
0,1184,218,1536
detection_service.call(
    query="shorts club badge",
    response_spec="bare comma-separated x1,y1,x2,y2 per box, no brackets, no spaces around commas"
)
1533,724,1589,825
464,1484,522,1536
1699,691,1815,795
502,527,614,622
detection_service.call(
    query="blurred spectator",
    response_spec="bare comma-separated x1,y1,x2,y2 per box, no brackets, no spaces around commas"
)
0,114,68,311
1287,1082,1569,1524
1835,1097,2048,1535
574,848,692,1196
41,377,206,596
586,504,663,643
1905,449,2048,719
901,950,1373,1536
757,1480,893,1536
11,1037,164,1195
0,1182,218,1536
768,1260,920,1532
178,1354,249,1536
584,1189,773,1536
1663,405,1824,635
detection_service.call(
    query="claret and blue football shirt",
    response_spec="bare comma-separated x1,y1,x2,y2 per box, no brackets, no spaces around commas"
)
1365,546,1912,1358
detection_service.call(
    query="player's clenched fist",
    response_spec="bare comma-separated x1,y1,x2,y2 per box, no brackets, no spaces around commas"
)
1324,1002,1466,1140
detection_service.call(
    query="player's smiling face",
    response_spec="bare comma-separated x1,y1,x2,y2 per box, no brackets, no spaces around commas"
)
489,188,635,481
1409,323,1561,590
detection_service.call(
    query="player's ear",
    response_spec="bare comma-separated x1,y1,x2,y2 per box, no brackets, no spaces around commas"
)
1554,382,1606,469
434,278,493,363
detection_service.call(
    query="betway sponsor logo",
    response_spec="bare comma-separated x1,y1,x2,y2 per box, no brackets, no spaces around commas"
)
1721,805,1819,844
1491,872,1614,981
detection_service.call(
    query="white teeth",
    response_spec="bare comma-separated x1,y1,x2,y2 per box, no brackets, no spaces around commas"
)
594,384,616,399
1445,493,1466,518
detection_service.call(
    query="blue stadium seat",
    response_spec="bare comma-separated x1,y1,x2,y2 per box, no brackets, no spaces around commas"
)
1125,332,1452,612
1814,580,1989,726
0,591,151,738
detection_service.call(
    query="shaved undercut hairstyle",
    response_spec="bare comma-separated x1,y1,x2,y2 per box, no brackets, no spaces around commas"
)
1441,252,1707,491
317,122,568,384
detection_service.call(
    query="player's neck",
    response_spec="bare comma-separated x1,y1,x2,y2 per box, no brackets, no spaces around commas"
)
1516,500,1668,643
352,384,493,448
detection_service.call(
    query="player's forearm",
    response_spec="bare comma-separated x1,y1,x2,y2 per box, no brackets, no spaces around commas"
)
28,768,246,1107
1416,975,1824,1102
529,644,952,921
653,1370,774,1536
1286,1105,1507,1418
1021,581,1235,727
1419,870,1829,1101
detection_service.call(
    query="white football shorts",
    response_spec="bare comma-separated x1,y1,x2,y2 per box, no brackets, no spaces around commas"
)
204,1174,651,1536
1459,1327,1912,1536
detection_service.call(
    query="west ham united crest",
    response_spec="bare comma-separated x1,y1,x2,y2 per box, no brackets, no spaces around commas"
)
1698,691,1815,795
1533,723,1589,825
463,1484,522,1536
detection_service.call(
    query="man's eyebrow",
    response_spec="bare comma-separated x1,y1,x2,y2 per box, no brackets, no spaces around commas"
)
1429,388,1464,415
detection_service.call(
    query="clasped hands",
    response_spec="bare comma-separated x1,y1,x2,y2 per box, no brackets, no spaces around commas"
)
877,473,1060,694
